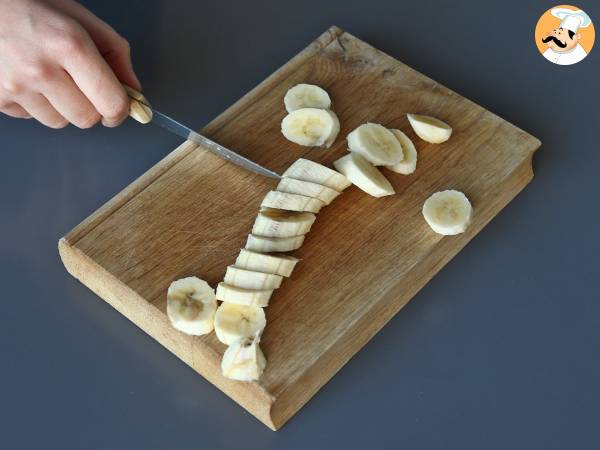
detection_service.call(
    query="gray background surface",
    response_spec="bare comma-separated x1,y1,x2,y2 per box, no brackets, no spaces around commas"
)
1,0,599,448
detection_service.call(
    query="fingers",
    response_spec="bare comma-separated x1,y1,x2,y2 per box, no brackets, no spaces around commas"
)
54,23,130,127
43,70,100,129
0,103,32,119
18,94,68,129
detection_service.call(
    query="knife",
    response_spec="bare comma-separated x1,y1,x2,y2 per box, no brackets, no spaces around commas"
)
124,85,281,179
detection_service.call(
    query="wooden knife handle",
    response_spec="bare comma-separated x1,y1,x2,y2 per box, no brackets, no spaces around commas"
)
123,84,153,124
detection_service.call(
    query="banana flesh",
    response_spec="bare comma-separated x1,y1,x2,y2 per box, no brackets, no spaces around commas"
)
422,190,472,235
166,277,217,336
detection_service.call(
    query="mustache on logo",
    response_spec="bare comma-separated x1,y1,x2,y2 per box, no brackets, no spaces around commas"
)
542,35,567,48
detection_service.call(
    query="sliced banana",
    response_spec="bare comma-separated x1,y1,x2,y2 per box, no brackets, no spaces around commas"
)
284,83,331,113
221,334,267,382
246,234,305,253
407,113,452,144
422,190,472,235
385,129,418,175
166,277,217,336
281,108,340,148
214,302,266,345
261,191,325,213
224,266,283,290
347,123,404,166
216,283,272,307
235,249,299,277
277,177,340,205
252,208,316,238
283,158,351,191
333,153,395,198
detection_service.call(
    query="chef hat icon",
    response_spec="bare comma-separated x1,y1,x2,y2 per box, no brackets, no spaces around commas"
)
551,8,592,33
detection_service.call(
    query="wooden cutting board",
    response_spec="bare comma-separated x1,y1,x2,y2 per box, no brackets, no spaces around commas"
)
59,26,540,430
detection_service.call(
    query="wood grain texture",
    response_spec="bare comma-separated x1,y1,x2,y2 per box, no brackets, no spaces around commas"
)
59,26,540,430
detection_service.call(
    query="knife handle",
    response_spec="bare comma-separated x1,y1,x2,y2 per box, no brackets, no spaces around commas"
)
123,84,153,124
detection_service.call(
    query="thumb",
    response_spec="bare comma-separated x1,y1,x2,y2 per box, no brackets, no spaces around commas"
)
102,38,142,91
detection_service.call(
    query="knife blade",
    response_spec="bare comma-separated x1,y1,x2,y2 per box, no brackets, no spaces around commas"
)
124,85,281,180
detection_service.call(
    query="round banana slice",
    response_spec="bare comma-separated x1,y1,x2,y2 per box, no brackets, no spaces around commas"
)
252,208,316,238
246,234,305,253
333,153,395,198
407,113,452,144
276,177,340,205
261,191,325,213
235,249,299,277
224,266,283,290
347,123,404,166
221,335,267,381
216,283,272,307
422,190,472,235
281,108,340,148
386,129,418,175
214,302,266,345
284,84,331,113
283,158,351,191
166,277,217,336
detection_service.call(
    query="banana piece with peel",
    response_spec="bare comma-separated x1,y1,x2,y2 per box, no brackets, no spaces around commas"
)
235,249,299,277
277,177,340,205
422,190,472,235
281,108,340,148
347,123,404,166
283,158,351,191
261,191,325,213
221,334,266,382
334,153,395,198
166,277,217,336
385,129,418,175
216,282,273,307
407,113,452,144
252,208,316,237
284,84,331,112
214,302,266,345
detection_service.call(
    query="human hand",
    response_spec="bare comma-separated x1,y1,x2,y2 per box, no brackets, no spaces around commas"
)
0,0,140,128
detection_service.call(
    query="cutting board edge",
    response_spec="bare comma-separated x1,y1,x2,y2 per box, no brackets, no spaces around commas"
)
267,147,538,429
58,237,279,431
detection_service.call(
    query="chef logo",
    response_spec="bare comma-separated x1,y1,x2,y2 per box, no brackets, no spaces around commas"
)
535,5,595,65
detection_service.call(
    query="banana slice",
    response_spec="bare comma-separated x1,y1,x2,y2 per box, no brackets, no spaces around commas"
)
224,266,283,290
235,249,299,277
221,334,267,382
246,234,305,253
166,277,217,336
422,190,472,235
284,83,331,112
347,123,404,165
252,208,316,238
281,108,340,148
277,177,340,205
385,129,418,175
216,283,272,307
407,113,452,144
333,153,395,198
214,302,266,345
283,158,351,191
261,191,325,213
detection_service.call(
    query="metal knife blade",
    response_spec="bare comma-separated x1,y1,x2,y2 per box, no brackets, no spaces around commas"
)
149,108,280,179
